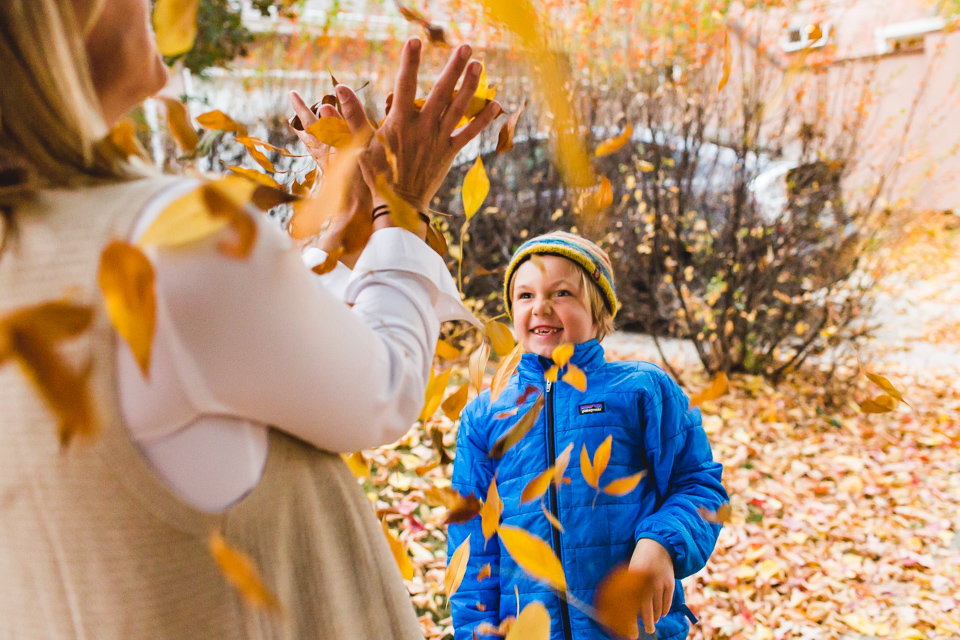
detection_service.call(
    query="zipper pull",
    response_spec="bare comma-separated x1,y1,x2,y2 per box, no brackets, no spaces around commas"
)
546,380,553,393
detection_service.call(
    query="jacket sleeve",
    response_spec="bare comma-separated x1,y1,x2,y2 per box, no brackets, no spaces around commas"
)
633,371,728,579
448,400,501,640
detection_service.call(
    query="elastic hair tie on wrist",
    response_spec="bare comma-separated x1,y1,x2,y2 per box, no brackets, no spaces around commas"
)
372,204,431,226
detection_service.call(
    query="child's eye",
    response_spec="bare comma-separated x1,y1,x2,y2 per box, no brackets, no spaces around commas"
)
555,290,572,297
517,292,533,299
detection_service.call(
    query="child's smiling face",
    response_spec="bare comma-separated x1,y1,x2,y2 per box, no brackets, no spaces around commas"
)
511,255,598,358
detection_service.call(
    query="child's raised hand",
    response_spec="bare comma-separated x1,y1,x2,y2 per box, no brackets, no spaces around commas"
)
628,538,676,634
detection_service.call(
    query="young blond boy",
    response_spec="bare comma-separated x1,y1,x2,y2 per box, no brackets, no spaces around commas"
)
449,231,727,640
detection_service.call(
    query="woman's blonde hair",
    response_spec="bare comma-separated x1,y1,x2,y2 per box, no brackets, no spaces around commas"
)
0,0,149,248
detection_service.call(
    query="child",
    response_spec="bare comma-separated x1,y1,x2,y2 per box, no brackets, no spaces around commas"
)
448,231,727,640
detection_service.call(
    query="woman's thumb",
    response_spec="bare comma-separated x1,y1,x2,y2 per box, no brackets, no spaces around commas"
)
335,86,374,139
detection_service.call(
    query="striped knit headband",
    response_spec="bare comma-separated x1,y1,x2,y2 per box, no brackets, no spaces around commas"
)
503,231,618,318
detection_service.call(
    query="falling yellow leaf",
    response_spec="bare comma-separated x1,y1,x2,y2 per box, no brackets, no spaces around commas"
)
425,485,484,524
581,435,613,490
341,451,368,479
595,176,614,210
98,241,156,377
159,97,199,153
446,535,471,597
690,372,728,406
108,119,149,161
718,28,732,92
305,117,354,149
225,165,282,190
0,301,97,446
490,393,545,459
545,365,559,383
196,110,246,136
561,364,587,392
594,563,645,639
312,247,344,275
497,525,566,591
374,174,423,234
481,476,503,542
553,442,574,484
497,100,528,153
478,563,492,582
442,383,470,422
152,0,200,56
420,368,453,422
860,394,898,414
861,363,906,404
521,467,555,504
463,155,490,220
603,471,646,496
469,341,490,395
436,339,461,360
200,183,258,259
208,531,282,612
551,343,574,367
485,320,517,358
541,501,565,533
595,124,633,158
381,520,415,580
288,141,365,240
698,502,732,524
490,342,523,402
235,136,277,173
504,601,551,640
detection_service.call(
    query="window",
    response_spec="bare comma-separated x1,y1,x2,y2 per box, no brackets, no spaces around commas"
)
875,17,945,55
781,22,829,52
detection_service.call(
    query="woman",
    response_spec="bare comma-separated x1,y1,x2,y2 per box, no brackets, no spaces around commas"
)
0,0,500,638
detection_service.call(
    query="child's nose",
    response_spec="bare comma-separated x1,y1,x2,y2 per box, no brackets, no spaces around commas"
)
532,297,554,316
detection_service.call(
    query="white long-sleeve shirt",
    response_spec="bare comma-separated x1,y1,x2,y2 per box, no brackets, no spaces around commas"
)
117,181,471,512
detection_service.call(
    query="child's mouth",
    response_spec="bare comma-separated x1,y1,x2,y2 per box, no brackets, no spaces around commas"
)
531,326,562,337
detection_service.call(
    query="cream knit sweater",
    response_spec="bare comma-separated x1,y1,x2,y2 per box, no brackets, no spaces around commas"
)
0,177,425,640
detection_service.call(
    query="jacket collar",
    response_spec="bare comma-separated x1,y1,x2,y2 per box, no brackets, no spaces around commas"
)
517,339,606,382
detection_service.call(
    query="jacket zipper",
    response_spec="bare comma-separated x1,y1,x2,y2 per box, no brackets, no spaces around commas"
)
545,379,573,640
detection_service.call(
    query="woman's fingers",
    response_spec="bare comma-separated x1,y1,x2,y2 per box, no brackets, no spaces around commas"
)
450,100,503,151
335,85,376,141
390,38,423,117
318,104,340,119
289,90,319,129
440,60,482,132
421,44,472,118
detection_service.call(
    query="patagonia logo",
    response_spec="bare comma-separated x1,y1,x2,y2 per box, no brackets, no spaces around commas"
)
579,402,605,415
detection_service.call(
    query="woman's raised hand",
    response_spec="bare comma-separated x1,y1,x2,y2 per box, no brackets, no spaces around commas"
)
335,38,503,215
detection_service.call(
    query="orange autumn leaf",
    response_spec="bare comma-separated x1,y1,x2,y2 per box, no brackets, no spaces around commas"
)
469,341,491,395
341,451,368,479
545,364,560,383
158,97,198,153
541,501,564,533
312,247,344,275
381,520,415,580
505,601,551,640
490,342,523,402
595,176,614,210
718,28,732,92
98,241,156,377
425,485,483,524
521,466,555,504
463,155,490,220
490,393,545,459
420,367,452,422
235,136,277,173
480,476,503,542
225,165,283,190
153,0,200,56
561,364,587,392
305,117,353,148
446,535,471,597
442,383,470,422
595,124,633,158
287,141,364,240
208,531,282,612
436,339,460,360
551,343,574,367
196,110,247,137
553,442,574,484
496,99,528,153
0,301,97,446
860,394,898,414
581,435,613,489
478,563,492,582
690,372,728,406
108,119,149,161
497,525,567,591
698,502,732,524
485,320,516,358
200,183,257,259
603,471,646,496
594,563,645,639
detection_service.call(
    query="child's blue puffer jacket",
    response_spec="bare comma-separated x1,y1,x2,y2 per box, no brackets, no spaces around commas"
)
448,340,727,640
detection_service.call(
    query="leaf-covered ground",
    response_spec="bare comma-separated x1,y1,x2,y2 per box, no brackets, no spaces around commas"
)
364,212,960,640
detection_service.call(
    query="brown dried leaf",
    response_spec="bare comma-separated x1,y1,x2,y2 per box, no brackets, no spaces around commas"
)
425,486,483,524
478,563,492,581
490,393,545,459
595,176,614,210
208,531,282,612
225,165,282,190
98,241,155,377
697,502,732,524
201,183,258,259
496,100,528,153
